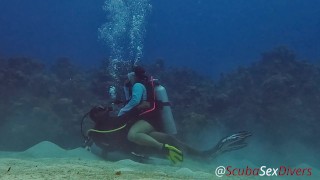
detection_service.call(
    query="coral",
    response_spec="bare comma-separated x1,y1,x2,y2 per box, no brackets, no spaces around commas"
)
1,47,320,154
51,57,77,81
7,57,44,75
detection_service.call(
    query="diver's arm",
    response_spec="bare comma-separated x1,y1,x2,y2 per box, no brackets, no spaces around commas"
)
118,83,144,116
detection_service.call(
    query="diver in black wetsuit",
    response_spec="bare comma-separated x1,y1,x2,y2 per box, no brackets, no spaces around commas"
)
82,66,251,163
83,105,252,162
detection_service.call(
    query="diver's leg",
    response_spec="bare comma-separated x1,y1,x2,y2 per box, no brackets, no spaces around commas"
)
127,120,163,150
128,121,184,164
149,132,203,157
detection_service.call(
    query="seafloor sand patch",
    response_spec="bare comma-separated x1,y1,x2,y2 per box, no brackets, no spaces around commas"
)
0,141,318,180
0,158,218,180
0,141,217,180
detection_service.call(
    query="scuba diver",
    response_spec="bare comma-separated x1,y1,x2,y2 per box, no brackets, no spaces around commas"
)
83,105,251,163
81,66,252,164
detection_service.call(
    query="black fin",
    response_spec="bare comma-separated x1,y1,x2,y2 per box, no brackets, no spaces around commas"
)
203,131,252,159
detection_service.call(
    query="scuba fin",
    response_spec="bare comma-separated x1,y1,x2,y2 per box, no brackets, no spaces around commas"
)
204,131,252,159
162,144,183,164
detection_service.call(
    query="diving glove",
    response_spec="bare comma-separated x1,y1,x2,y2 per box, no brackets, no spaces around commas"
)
162,144,183,164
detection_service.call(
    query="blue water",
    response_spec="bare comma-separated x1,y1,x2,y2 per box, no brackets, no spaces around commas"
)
0,0,319,78
1,1,320,172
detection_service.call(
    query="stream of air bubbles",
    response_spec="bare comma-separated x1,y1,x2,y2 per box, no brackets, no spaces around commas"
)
98,0,151,100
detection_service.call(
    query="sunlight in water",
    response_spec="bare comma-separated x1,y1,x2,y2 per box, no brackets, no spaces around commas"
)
99,0,151,99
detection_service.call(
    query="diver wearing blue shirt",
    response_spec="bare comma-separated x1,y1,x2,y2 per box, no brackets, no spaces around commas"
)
118,72,147,116
116,66,183,164
86,66,251,164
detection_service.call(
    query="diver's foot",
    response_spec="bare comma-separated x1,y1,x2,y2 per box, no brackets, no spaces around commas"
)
162,144,183,164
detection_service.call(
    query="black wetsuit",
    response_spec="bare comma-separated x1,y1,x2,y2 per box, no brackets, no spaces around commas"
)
88,109,162,153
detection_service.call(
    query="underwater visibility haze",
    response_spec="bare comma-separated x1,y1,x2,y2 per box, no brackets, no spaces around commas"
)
0,0,320,179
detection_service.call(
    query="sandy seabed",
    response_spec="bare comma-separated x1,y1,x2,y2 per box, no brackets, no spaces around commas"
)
0,141,318,180
0,141,217,180
0,157,216,180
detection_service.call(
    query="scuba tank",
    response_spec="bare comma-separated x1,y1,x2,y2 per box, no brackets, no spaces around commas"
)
121,72,178,135
154,85,177,135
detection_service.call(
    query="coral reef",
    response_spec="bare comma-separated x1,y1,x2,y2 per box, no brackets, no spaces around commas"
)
145,47,320,156
0,47,319,165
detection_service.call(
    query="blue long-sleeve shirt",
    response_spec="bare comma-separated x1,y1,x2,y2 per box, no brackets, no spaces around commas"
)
118,83,147,116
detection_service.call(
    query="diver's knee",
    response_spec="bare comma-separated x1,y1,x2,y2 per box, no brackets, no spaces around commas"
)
127,131,137,143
